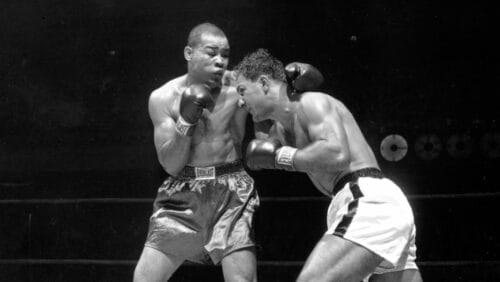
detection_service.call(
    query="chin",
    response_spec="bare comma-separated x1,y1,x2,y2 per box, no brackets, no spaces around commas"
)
208,77,223,88
212,82,223,91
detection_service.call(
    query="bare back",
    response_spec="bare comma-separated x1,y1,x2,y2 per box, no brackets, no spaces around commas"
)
149,72,247,169
274,92,379,195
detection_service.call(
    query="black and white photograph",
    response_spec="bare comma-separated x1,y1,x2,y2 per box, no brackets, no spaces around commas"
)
1,1,498,281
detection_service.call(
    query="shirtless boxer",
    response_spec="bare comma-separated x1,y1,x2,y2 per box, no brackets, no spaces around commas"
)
133,24,323,282
234,48,423,282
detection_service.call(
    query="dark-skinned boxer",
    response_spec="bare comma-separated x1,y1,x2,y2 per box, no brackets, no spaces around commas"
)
134,22,324,282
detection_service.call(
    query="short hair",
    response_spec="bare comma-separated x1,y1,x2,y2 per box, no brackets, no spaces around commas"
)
187,22,226,47
235,48,286,82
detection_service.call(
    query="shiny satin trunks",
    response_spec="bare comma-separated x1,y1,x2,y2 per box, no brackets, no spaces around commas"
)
145,161,259,264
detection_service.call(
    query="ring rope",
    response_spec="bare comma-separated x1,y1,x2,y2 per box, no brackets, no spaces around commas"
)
0,192,499,204
0,259,498,267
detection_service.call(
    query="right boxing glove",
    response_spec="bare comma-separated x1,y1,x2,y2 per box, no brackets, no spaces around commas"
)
245,139,298,171
176,84,214,136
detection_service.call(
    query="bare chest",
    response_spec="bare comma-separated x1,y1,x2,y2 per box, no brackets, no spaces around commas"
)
182,93,238,143
192,110,230,140
275,115,310,148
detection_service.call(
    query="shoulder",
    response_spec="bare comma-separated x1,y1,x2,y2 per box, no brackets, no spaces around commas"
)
148,75,186,121
150,75,186,103
297,91,341,124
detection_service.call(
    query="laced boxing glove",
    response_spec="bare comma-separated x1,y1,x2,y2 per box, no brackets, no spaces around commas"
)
245,139,298,171
176,84,214,136
285,62,324,94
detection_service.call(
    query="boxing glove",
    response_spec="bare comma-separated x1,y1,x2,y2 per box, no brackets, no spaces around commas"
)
285,62,324,93
245,139,298,171
176,84,214,136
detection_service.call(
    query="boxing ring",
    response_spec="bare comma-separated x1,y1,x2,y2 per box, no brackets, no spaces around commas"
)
1,189,499,281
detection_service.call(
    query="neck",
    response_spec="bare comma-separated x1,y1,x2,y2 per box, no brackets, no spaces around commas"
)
270,82,296,131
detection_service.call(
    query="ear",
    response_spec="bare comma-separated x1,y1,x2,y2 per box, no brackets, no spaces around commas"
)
258,75,270,95
184,46,193,61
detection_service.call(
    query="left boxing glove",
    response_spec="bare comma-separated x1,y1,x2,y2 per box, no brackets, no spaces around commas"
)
176,84,214,136
245,139,298,171
285,62,324,93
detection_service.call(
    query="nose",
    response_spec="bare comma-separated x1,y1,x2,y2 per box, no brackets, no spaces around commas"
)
214,55,227,68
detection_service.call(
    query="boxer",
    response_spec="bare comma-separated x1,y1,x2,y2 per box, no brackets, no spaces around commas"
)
235,48,423,282
134,23,324,282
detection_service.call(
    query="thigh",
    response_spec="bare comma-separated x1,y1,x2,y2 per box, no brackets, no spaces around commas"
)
369,269,423,282
133,246,184,282
297,234,383,282
221,247,257,282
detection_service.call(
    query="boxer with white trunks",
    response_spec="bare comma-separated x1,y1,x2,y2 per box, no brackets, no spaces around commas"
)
235,48,423,282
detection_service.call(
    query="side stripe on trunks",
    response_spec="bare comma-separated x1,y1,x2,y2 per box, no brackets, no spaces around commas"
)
333,182,364,237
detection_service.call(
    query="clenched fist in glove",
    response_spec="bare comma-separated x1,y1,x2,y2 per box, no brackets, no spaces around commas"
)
285,62,324,94
245,138,298,171
176,84,214,136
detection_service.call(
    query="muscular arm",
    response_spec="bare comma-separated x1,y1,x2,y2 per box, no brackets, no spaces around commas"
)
231,104,248,143
231,101,274,155
149,92,191,176
293,95,350,173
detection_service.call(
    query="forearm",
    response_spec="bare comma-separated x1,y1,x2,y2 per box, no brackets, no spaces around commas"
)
290,141,349,173
246,135,349,173
157,135,192,176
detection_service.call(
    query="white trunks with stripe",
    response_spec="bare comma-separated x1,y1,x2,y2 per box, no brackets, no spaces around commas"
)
326,168,419,275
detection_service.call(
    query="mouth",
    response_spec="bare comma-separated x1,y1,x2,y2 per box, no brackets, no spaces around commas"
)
213,70,225,77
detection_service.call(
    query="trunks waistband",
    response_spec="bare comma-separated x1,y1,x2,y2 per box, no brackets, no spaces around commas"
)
332,167,384,196
177,160,243,179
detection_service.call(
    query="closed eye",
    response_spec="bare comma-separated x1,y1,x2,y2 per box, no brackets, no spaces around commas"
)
204,47,217,57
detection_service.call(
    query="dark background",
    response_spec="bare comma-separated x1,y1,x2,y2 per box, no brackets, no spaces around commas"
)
1,0,499,281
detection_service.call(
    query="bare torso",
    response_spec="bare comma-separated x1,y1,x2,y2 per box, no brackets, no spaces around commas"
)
154,72,246,167
274,93,379,195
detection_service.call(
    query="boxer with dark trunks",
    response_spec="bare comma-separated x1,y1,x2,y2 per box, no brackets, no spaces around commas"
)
133,23,323,282
235,49,423,282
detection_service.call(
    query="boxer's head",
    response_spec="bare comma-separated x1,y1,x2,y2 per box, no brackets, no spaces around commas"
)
234,48,286,121
185,23,229,89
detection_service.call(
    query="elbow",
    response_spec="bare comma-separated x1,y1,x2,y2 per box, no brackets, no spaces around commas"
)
158,156,182,177
333,152,350,171
162,162,182,177
326,147,350,172
156,144,184,176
